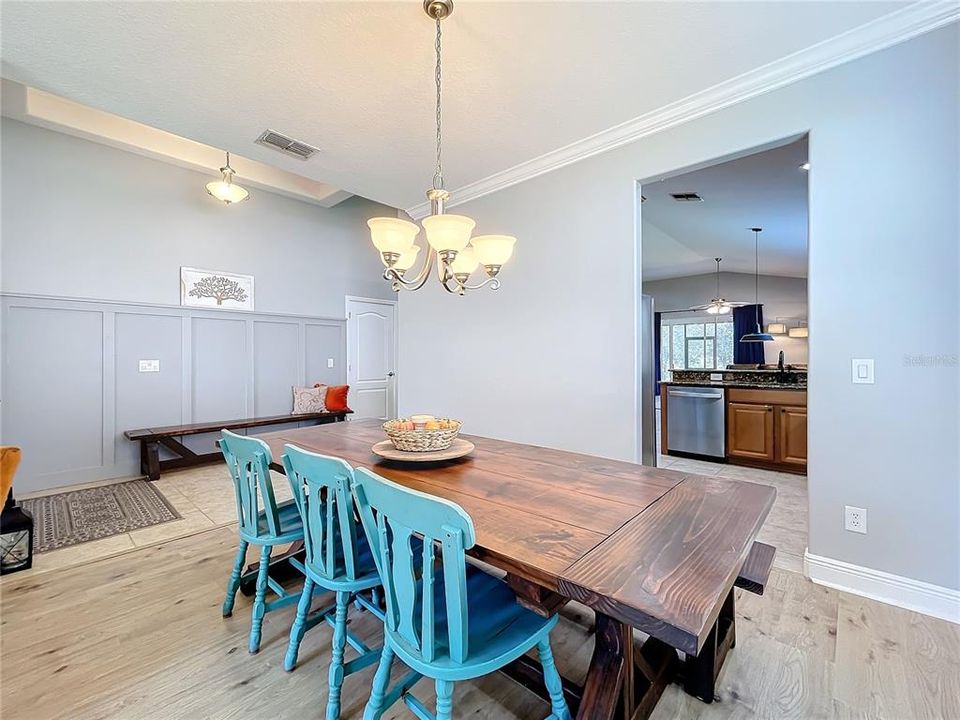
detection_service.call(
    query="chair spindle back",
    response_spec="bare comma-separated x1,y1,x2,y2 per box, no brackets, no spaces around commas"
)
352,467,476,665
281,445,361,582
219,430,281,539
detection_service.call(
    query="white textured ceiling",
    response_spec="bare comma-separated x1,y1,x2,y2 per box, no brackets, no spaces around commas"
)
2,1,905,210
642,137,809,281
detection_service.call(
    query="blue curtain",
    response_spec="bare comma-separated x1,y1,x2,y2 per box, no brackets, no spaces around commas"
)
653,312,662,395
733,304,765,365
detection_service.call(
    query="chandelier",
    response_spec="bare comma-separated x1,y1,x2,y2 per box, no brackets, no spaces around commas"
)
367,0,515,296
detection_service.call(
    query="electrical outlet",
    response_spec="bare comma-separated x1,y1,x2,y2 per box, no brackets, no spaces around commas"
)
844,505,867,534
327,358,335,368
138,359,160,373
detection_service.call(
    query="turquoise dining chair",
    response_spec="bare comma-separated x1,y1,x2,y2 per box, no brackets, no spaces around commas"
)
352,467,572,720
219,430,304,653
281,444,385,720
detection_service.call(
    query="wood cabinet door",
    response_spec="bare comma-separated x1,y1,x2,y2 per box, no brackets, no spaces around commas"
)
727,402,775,461
777,406,808,467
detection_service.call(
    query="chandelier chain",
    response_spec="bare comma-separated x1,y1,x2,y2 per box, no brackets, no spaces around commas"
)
433,17,443,190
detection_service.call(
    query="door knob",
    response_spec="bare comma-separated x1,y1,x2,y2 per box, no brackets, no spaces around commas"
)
387,372,395,377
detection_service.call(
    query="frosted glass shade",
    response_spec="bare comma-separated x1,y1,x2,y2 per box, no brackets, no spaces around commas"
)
422,214,476,253
767,322,787,334
788,326,809,338
394,244,421,271
206,180,249,204
448,246,479,275
471,234,516,266
706,303,731,315
368,218,419,255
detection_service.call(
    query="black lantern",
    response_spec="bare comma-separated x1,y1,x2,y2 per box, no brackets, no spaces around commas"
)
0,491,34,574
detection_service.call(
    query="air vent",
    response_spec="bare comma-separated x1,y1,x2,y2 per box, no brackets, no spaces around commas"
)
255,129,320,160
670,192,703,202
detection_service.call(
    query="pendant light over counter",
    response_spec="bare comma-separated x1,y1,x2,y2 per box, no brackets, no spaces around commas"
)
740,227,774,343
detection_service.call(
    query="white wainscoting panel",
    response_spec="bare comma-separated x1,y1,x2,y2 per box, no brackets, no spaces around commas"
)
0,293,346,493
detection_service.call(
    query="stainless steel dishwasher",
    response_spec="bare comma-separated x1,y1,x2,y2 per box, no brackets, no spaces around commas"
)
666,385,726,458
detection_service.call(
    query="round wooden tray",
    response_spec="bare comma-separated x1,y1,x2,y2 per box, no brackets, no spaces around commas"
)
372,438,475,463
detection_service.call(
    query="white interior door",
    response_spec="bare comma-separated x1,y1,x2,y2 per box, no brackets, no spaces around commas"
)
346,297,397,420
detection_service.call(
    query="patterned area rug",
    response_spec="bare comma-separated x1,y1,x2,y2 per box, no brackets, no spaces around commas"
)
22,480,181,553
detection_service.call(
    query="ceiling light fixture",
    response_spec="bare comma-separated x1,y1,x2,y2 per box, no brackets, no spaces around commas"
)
691,257,748,315
740,227,774,343
767,318,787,334
367,0,514,296
205,152,249,204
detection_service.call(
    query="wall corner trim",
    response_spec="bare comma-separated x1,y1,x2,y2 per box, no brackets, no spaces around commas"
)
804,550,960,625
406,1,960,219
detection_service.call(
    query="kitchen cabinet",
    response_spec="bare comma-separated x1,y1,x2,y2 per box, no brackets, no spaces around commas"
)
777,406,808,467
726,388,807,473
727,402,775,462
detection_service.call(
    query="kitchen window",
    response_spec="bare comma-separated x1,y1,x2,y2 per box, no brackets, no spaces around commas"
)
661,317,734,382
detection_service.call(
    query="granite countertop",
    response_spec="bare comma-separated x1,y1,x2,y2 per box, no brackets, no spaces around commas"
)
666,367,807,390
662,380,807,391
719,368,808,375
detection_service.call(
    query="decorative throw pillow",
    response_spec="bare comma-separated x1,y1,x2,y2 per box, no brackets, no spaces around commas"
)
292,385,327,414
316,384,351,413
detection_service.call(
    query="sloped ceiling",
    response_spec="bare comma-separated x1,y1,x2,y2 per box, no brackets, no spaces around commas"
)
642,138,809,280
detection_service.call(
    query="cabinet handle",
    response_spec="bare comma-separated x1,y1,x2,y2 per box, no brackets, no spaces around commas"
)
766,406,773,412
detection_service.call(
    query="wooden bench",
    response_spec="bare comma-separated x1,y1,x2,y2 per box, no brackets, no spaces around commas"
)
124,411,351,481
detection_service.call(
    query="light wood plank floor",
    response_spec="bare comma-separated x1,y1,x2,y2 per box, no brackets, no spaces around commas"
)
1,524,957,720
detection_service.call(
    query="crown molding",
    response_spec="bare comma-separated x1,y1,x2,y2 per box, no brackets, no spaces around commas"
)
407,1,959,218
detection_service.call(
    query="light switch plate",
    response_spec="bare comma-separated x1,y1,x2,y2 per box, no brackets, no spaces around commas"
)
138,359,160,373
327,358,335,368
851,358,874,384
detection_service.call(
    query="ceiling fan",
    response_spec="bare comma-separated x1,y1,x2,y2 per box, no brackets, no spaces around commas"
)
689,257,750,315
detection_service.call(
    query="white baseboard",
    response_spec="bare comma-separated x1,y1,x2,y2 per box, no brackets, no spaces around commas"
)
804,550,960,624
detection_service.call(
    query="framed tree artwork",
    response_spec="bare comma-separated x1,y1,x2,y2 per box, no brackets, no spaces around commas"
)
180,267,255,311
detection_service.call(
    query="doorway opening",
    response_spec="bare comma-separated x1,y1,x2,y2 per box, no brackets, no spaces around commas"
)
639,135,809,573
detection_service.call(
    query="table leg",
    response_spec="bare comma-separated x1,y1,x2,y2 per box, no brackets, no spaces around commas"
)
238,541,306,597
577,613,628,720
622,625,636,719
681,588,736,703
632,637,678,720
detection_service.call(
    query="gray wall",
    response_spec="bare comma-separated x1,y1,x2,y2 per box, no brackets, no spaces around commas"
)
644,272,809,364
399,27,959,591
0,119,395,316
1,119,397,491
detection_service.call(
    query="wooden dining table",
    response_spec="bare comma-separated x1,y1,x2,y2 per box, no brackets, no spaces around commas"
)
253,419,776,720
